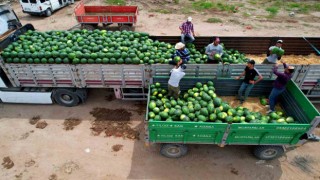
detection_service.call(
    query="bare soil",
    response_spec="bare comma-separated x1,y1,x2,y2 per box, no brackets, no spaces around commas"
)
29,115,40,125
35,120,48,129
63,118,82,131
90,107,139,139
112,144,124,152
2,157,14,169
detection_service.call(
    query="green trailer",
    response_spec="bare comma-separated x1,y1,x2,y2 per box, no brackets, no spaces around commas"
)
145,77,320,160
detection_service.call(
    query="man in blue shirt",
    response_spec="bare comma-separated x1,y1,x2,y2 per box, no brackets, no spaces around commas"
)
169,42,190,65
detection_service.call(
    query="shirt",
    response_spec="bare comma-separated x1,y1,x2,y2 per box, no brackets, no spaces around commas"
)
244,66,261,84
273,63,292,90
205,44,223,60
172,48,190,62
168,67,186,87
267,46,282,63
180,21,194,35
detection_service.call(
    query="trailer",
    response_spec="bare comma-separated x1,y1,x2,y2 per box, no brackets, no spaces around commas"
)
144,67,320,159
74,0,138,31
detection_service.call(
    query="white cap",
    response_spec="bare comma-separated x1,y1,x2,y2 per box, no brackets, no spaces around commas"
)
175,42,185,49
277,40,283,43
187,17,192,22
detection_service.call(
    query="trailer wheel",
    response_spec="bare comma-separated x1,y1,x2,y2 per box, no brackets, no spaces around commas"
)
119,25,132,31
53,89,80,107
160,144,188,158
253,145,284,160
45,9,52,17
82,24,95,30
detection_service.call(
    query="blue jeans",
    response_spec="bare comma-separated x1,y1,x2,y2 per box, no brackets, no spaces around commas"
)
181,34,195,44
238,82,254,101
268,87,285,111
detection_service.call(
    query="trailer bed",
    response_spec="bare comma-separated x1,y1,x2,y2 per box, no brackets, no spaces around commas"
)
145,77,320,146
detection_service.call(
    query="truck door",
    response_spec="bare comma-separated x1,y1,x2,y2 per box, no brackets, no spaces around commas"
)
49,0,61,11
20,0,40,13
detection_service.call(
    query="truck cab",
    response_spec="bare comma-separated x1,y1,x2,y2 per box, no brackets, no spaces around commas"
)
20,0,74,17
0,3,22,36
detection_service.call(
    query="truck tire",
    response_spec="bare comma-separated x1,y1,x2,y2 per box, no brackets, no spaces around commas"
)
160,144,188,158
45,9,52,17
82,24,95,30
253,145,284,160
53,89,80,107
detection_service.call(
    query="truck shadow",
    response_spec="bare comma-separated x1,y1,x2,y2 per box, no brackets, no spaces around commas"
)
127,126,283,180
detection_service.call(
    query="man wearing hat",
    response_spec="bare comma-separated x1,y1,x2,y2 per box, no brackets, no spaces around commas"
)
169,42,190,65
179,17,195,44
235,60,263,104
168,59,187,99
267,60,295,113
205,37,223,64
262,40,284,64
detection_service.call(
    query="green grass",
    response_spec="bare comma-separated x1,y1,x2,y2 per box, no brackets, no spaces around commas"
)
192,0,239,13
248,0,257,5
206,17,223,23
265,6,279,17
174,0,180,4
105,0,125,5
192,0,214,10
242,12,251,17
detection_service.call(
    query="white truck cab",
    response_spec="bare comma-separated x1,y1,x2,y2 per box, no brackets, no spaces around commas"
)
20,0,74,17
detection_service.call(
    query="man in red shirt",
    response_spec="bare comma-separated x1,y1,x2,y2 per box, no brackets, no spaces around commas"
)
179,17,195,44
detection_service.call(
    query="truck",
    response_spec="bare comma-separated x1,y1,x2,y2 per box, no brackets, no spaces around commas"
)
74,1,138,31
0,3,319,107
144,65,320,160
20,0,74,17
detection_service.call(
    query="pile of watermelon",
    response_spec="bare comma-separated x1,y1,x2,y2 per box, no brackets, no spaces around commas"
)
0,29,209,65
221,48,248,64
148,81,296,124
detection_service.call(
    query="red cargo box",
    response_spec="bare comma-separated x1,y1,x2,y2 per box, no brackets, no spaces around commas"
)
74,1,138,25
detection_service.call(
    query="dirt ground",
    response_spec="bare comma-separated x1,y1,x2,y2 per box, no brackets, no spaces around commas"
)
1,0,320,180
0,90,319,180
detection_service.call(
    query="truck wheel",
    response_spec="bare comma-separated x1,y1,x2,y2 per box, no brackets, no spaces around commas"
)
53,89,80,107
160,144,188,158
45,9,52,17
253,145,284,160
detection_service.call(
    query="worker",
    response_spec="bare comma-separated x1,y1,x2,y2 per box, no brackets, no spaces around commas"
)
168,60,186,99
235,60,263,104
169,42,190,65
262,40,284,64
267,60,294,113
179,17,195,44
205,37,223,64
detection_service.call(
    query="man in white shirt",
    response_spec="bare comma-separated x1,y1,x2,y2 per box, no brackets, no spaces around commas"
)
262,40,283,64
168,60,186,99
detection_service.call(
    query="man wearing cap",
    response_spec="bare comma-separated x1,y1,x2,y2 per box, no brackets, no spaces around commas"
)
267,60,295,113
168,59,186,99
205,37,223,64
262,40,283,64
235,60,263,104
179,17,195,44
169,42,190,65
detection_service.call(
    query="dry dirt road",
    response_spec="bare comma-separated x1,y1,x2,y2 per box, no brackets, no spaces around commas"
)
1,1,320,180
0,90,320,180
